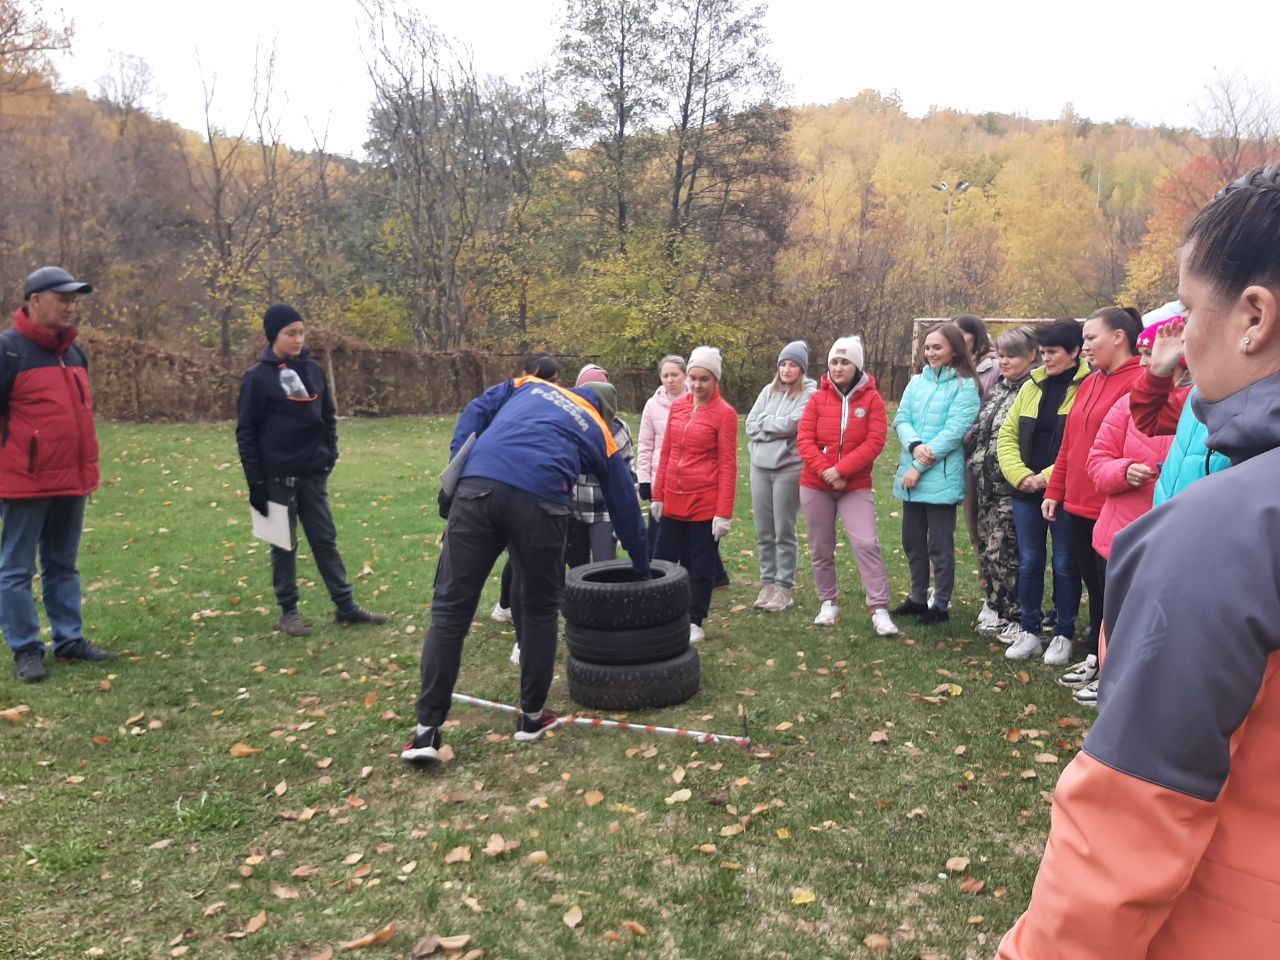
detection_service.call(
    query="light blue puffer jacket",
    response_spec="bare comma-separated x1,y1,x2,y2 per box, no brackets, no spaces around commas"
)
1152,387,1231,506
892,365,980,504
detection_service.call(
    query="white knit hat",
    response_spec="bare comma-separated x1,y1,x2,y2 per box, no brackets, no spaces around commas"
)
828,335,864,369
687,345,723,380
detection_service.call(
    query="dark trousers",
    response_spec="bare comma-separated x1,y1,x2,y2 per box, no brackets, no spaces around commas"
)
1067,511,1106,656
499,558,514,609
415,478,569,727
564,519,616,568
1011,497,1080,638
901,502,957,609
269,473,354,613
654,516,716,625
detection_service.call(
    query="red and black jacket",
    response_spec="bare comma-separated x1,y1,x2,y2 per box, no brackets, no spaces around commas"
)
0,308,99,499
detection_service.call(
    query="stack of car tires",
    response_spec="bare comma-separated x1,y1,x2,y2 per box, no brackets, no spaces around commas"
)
560,559,700,710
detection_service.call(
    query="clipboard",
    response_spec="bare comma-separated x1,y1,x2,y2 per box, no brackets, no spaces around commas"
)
251,501,294,550
440,432,477,497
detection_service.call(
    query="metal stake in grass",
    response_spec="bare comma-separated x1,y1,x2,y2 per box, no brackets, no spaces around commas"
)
451,692,752,748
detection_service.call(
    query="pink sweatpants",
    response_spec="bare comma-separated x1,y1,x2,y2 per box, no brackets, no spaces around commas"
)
799,486,891,608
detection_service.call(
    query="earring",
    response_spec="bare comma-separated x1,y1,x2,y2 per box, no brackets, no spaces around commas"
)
1242,337,1252,354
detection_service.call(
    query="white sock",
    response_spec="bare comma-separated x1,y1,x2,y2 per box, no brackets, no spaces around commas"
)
524,710,543,721
416,724,434,736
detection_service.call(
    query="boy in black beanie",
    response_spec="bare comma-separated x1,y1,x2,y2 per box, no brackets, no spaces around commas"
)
235,304,386,636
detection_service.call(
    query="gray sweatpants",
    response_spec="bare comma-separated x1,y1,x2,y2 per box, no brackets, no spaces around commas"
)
750,465,802,589
901,501,957,610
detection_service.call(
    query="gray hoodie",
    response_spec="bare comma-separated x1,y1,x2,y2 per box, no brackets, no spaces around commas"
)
1089,369,1280,802
745,377,818,471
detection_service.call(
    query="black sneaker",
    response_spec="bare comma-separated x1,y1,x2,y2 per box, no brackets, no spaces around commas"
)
400,726,442,766
277,610,312,637
890,599,929,617
335,606,387,626
514,709,560,742
14,648,47,683
55,640,118,662
919,606,950,625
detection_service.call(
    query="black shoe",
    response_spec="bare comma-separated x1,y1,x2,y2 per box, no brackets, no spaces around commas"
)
919,606,951,625
400,726,442,766
335,605,387,626
277,610,312,637
514,709,560,742
55,640,118,662
14,648,47,683
890,599,929,617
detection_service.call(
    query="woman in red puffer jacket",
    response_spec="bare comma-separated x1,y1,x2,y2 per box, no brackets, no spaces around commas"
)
652,345,738,644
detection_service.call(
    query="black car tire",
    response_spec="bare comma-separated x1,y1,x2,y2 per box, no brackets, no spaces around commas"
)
564,614,690,666
561,559,689,631
566,647,701,711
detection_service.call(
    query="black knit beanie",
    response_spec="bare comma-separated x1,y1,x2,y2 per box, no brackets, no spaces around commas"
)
263,303,303,342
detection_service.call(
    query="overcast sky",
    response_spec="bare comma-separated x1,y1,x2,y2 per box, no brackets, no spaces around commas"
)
49,0,1279,157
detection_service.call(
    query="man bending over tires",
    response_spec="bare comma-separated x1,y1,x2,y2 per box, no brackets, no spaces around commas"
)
403,373,650,765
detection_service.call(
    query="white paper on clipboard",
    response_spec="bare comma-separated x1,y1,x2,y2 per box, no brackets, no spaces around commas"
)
440,432,477,497
251,501,293,550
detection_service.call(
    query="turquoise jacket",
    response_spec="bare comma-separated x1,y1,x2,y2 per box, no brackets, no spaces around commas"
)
1153,387,1231,506
892,365,980,504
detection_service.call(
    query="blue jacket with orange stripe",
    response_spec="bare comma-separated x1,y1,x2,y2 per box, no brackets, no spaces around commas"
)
451,376,648,568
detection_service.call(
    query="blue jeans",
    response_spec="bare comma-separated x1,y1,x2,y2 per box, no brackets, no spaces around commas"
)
0,496,87,655
1011,496,1080,638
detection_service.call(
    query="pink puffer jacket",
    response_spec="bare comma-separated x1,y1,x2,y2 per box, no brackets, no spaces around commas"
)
1085,394,1174,560
636,383,688,484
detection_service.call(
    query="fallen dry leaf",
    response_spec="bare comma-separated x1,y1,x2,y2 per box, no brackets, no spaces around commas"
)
790,888,816,905
1020,769,1038,780
203,901,226,918
672,766,686,784
338,920,397,951
621,920,647,936
868,730,889,744
698,843,717,855
342,852,364,866
444,846,472,864
1034,753,1060,764
316,757,334,769
774,721,793,731
584,790,604,807
664,788,692,805
0,705,30,723
274,780,288,797
863,932,892,954
292,865,320,878
563,905,583,929
93,735,111,746
271,884,300,900
719,823,744,837
245,911,267,935
960,877,986,894
401,860,417,875
148,838,173,850
603,930,622,943
228,742,261,758
945,856,971,873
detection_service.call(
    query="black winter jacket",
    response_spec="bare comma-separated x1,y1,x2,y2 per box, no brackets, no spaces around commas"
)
236,347,337,484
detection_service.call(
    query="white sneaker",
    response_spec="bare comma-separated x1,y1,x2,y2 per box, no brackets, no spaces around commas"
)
927,587,936,608
1073,678,1099,707
977,600,999,627
1042,635,1073,666
871,608,898,637
509,642,521,666
977,616,1012,637
752,585,777,609
1005,629,1044,660
813,601,839,626
690,623,705,644
1058,654,1099,689
996,621,1023,645
491,603,513,623
764,586,794,611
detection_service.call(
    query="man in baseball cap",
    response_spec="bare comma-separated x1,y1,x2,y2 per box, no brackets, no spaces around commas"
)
1,265,108,682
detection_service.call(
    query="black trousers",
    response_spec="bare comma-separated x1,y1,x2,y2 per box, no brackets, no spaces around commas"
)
901,502,957,610
1067,511,1105,657
269,473,354,613
415,478,569,727
654,516,716,625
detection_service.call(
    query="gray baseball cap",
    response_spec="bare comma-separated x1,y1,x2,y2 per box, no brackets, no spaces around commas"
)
23,266,93,300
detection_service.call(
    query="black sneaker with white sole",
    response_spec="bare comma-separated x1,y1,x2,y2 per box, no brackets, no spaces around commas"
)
400,726,442,765
514,710,559,742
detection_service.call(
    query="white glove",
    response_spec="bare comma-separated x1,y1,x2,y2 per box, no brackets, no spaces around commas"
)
712,516,731,541
650,501,663,521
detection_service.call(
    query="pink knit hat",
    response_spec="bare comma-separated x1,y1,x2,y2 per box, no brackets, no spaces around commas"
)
1137,316,1187,368
575,363,609,386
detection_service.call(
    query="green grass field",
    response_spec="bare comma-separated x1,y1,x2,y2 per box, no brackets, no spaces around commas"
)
0,416,1088,960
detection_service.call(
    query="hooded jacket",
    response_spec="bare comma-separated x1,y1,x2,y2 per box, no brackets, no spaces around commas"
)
0,307,99,499
637,383,688,485
1128,371,1231,506
967,370,1031,501
449,376,648,568
998,369,1280,959
652,388,738,522
996,359,1091,495
1045,355,1143,519
796,371,886,493
236,346,337,486
891,365,980,504
1085,394,1174,559
746,376,818,471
